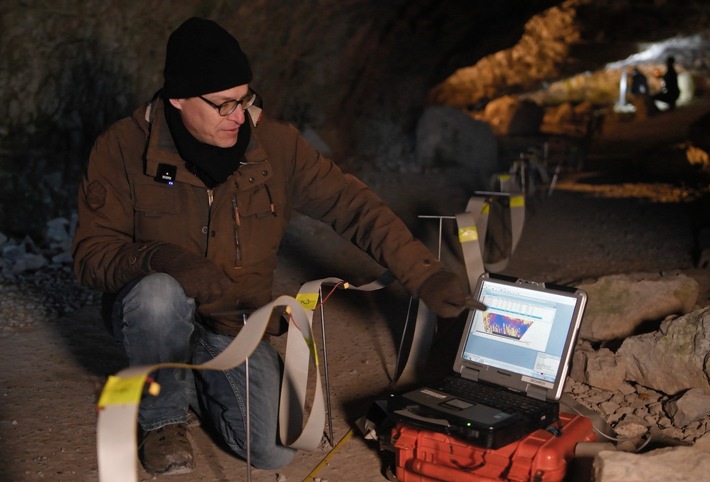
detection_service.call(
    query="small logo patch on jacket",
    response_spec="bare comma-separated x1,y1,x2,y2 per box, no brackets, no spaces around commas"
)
87,180,107,210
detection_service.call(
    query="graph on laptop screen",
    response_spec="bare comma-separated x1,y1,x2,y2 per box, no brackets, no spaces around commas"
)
461,279,578,387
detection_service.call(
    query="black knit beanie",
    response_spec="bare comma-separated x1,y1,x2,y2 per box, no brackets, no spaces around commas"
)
162,17,252,99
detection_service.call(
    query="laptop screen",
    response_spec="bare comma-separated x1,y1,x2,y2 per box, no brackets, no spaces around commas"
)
459,276,583,390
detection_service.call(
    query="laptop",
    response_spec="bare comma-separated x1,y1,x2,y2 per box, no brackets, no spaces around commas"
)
388,272,587,449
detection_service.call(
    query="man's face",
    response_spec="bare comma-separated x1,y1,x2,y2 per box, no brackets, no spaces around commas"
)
169,84,249,148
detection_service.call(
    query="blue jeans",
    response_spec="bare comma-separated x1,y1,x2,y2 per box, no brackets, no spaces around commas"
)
111,273,295,469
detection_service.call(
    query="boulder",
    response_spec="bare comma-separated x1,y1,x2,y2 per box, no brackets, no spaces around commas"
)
594,440,710,482
617,307,710,396
415,105,499,183
664,388,710,427
482,95,543,136
571,348,626,392
579,272,699,341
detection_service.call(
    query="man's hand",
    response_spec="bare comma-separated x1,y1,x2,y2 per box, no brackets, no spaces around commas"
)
147,243,232,304
418,270,487,318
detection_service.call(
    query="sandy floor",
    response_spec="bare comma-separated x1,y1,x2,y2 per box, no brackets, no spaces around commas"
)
1,101,709,482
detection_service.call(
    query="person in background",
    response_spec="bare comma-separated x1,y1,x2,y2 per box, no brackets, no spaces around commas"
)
629,66,649,96
72,17,481,476
652,56,680,110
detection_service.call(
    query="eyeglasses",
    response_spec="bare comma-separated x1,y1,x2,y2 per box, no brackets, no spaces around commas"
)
198,90,256,116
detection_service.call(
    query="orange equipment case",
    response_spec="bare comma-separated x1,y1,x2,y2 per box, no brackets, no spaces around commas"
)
391,412,596,482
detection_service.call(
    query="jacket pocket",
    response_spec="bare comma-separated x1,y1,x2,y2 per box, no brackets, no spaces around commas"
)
134,183,180,216
133,183,187,243
236,183,277,218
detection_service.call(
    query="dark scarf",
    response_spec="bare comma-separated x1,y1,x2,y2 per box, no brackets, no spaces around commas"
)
164,101,251,188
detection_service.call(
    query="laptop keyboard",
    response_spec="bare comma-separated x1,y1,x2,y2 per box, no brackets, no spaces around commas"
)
437,376,549,415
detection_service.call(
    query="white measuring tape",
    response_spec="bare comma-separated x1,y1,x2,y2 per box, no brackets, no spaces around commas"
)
455,193,525,289
95,275,392,482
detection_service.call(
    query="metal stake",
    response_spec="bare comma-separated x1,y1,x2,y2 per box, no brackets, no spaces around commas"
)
417,214,455,262
319,287,335,446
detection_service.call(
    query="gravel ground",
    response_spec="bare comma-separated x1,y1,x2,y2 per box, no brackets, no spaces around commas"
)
0,268,100,338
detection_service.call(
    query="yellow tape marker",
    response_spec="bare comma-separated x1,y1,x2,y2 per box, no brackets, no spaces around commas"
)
97,374,148,408
305,337,319,366
510,195,525,208
481,203,490,215
498,174,511,182
458,225,478,243
296,293,319,311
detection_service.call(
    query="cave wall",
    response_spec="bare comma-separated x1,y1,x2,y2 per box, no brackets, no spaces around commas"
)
0,0,561,235
2,0,710,236
431,0,710,108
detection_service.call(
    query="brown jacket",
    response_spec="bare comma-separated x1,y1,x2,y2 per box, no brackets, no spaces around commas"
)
72,98,442,334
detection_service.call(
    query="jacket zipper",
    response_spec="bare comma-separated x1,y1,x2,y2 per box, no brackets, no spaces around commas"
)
205,189,214,257
232,195,243,268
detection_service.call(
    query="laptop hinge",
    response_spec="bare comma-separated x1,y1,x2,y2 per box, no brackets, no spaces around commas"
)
527,384,548,401
460,366,480,382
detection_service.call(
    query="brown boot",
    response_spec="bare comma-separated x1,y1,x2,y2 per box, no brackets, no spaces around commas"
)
139,423,195,475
